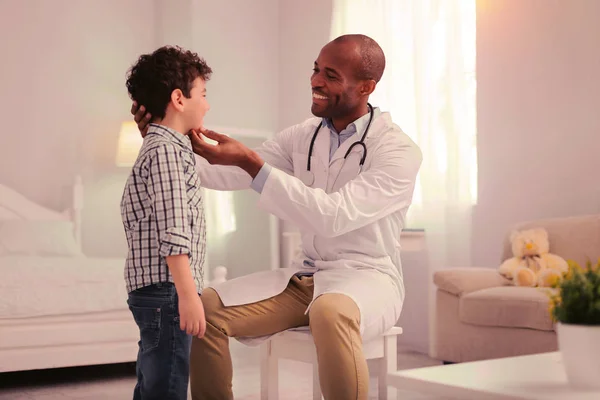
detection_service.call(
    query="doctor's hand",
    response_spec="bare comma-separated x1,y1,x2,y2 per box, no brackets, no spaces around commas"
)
131,101,152,137
190,128,265,178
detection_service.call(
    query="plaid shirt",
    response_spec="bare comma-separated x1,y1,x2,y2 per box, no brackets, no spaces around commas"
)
120,124,206,294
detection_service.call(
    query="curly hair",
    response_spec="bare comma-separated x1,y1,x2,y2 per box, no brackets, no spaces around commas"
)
126,46,212,119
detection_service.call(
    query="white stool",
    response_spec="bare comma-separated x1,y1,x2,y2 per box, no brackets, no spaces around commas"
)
260,326,402,400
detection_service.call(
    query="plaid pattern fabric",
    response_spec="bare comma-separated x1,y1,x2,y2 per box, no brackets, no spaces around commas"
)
120,124,206,293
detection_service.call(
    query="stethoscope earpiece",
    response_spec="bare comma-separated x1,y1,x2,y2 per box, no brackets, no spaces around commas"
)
300,170,315,186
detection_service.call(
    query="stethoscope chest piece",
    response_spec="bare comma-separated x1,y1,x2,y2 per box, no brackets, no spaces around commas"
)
300,170,315,186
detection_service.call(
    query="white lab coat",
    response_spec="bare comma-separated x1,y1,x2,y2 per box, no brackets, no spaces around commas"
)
195,111,422,344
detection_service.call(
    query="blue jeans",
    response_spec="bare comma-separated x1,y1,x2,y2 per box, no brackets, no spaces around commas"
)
128,282,192,400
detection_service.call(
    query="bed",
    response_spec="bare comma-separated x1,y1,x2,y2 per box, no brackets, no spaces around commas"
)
0,176,139,373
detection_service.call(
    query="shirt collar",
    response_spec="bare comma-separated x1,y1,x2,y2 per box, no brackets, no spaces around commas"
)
146,123,192,151
322,106,380,137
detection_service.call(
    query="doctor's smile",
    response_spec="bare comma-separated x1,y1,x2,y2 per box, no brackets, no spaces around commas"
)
311,91,329,110
130,33,422,400
312,92,328,100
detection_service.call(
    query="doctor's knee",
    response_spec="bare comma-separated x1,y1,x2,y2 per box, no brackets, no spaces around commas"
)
198,288,239,337
309,294,361,335
199,288,222,323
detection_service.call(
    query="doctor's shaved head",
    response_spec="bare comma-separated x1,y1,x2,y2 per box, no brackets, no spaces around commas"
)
332,34,386,83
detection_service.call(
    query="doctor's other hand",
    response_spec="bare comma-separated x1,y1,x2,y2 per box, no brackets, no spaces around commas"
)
130,101,152,137
190,128,264,178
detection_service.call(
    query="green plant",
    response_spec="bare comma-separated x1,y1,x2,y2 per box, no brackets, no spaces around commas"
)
548,259,600,325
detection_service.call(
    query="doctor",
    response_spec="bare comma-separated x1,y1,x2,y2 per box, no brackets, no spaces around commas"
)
132,34,422,400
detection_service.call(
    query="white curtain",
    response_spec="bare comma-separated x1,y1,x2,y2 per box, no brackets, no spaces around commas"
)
330,0,477,270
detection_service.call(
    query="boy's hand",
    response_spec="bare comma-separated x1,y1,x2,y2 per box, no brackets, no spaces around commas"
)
178,293,206,339
165,255,205,338
131,101,152,137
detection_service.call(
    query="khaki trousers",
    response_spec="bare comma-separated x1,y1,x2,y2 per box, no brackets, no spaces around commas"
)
190,275,368,399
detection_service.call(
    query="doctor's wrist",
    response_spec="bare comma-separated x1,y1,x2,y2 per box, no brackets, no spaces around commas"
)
239,150,264,179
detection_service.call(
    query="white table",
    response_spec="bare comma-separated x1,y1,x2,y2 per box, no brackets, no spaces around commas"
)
388,352,600,399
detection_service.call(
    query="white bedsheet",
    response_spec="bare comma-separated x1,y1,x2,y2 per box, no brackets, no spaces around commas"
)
0,255,128,319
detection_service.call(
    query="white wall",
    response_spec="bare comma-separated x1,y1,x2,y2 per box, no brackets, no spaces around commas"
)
152,0,282,131
191,0,280,132
278,0,334,130
0,0,155,209
472,0,600,267
276,0,334,236
0,0,157,256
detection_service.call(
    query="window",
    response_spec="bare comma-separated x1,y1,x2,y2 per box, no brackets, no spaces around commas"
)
331,0,477,228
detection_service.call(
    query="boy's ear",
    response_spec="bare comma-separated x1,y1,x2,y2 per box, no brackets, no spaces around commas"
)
170,89,185,111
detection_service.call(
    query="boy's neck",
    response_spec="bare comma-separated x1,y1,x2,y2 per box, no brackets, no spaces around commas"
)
155,115,187,136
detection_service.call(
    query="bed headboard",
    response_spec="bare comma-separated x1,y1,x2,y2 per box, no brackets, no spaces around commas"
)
71,174,84,247
0,174,84,248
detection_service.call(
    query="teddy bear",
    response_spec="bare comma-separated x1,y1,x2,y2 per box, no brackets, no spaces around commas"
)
498,228,569,287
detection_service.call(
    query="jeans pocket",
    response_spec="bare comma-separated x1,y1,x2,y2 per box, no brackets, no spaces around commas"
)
129,305,162,351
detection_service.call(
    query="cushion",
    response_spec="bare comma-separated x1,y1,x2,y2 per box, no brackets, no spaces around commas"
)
434,267,511,297
0,220,82,257
459,286,556,331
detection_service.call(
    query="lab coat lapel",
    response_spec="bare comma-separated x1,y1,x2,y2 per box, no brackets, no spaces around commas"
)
326,113,391,192
327,130,362,192
312,124,330,189
333,112,390,162
330,129,361,165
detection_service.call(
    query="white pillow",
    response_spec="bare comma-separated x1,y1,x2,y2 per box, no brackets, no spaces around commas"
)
0,220,83,257
0,206,19,220
0,184,65,220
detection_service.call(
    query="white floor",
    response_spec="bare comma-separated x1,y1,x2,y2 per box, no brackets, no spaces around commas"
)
0,341,442,399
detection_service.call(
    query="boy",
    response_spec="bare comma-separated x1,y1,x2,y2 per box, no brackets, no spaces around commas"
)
120,45,211,400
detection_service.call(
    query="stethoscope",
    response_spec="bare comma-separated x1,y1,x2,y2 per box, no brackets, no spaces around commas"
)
301,103,374,186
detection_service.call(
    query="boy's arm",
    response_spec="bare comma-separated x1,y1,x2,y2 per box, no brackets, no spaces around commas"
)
163,255,197,299
146,144,196,297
